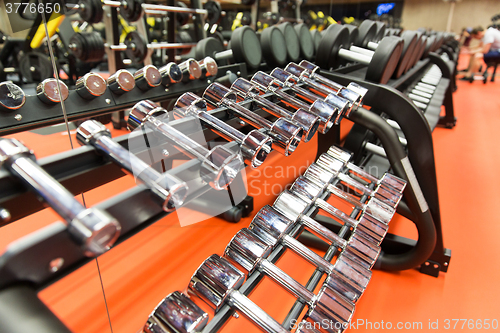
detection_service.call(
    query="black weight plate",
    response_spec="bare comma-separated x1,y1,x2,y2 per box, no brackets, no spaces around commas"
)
19,52,54,82
79,0,104,23
176,1,190,26
310,29,322,53
355,20,377,48
374,21,386,42
366,36,403,84
393,31,417,78
344,24,359,46
406,32,422,70
277,22,300,62
294,23,314,60
432,32,444,51
120,0,143,22
422,35,435,58
195,37,226,65
124,31,148,63
316,24,350,70
260,26,287,67
399,30,418,75
417,35,427,61
231,26,262,69
204,0,222,26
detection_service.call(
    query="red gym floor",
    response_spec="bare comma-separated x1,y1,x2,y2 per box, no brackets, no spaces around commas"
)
1,55,499,332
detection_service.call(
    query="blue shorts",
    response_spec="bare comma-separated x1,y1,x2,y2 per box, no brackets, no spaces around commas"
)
484,50,500,63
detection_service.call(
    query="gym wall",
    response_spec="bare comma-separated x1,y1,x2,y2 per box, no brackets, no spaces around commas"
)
401,0,500,33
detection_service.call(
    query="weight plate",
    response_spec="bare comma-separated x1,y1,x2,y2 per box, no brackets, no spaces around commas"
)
195,37,225,66
124,31,148,63
417,35,428,61
294,23,314,61
344,24,359,46
277,22,300,62
70,32,105,62
310,29,322,54
396,30,418,76
422,35,435,58
231,26,262,69
406,31,422,70
19,52,54,83
366,36,403,84
79,0,104,24
315,24,350,70
374,21,386,42
260,26,287,67
176,1,191,26
432,32,444,51
120,0,143,22
204,0,222,26
355,20,377,48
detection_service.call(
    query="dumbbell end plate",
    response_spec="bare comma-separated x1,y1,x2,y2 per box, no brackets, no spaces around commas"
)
241,130,272,168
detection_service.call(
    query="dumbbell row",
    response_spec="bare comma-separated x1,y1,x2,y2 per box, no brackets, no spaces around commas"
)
139,147,406,332
0,58,214,111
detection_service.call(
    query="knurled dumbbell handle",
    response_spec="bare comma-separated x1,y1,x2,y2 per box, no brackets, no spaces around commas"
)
300,214,348,249
281,234,333,273
223,98,273,129
93,135,167,192
146,116,210,162
259,259,316,304
226,290,290,333
10,157,85,222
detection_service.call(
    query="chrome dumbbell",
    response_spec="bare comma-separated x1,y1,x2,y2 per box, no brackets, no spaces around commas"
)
198,57,219,79
107,69,136,95
312,155,402,209
225,229,356,325
249,207,373,303
75,72,107,99
298,59,368,108
273,189,382,268
230,77,320,142
326,145,406,193
0,81,26,111
173,92,272,169
0,138,120,256
250,71,336,133
158,61,183,87
133,64,162,90
203,83,303,156
301,167,395,224
128,100,244,190
188,254,290,333
36,78,69,104
178,58,202,83
143,291,208,333
287,177,389,245
77,120,188,212
269,68,348,125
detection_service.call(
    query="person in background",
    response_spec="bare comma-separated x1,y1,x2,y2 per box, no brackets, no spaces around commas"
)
461,26,500,82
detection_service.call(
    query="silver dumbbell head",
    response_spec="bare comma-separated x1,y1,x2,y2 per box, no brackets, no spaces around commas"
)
76,118,112,144
250,205,293,245
224,228,272,273
107,69,136,94
147,291,208,333
204,83,303,156
76,72,107,99
68,207,121,256
188,254,245,311
134,65,162,90
176,93,272,169
324,254,371,302
159,62,183,86
143,316,166,333
179,58,202,81
0,138,34,166
251,71,283,91
36,79,69,104
200,145,243,190
0,81,26,111
127,100,168,130
274,190,310,222
198,57,218,78
302,285,355,332
231,77,261,99
271,68,299,86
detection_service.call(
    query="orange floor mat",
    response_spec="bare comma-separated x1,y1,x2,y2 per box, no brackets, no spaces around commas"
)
1,55,500,332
